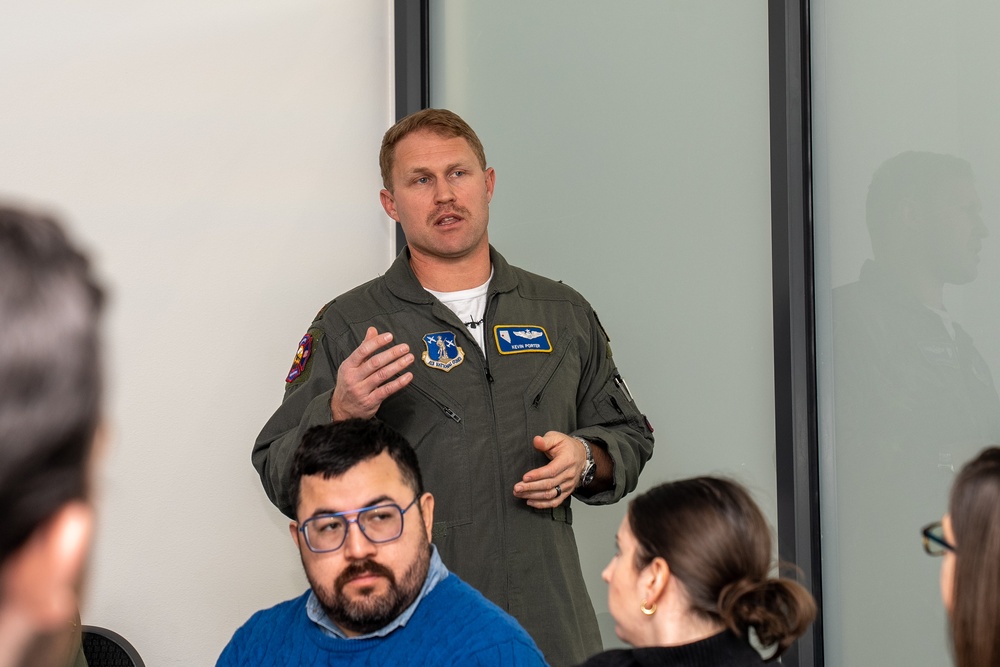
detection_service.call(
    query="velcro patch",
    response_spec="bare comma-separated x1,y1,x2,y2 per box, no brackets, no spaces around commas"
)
286,333,313,383
422,331,465,372
493,325,552,355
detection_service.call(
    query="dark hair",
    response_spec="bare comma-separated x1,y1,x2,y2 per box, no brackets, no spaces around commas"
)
948,446,1000,667
289,419,424,514
628,477,816,660
0,204,104,565
865,151,973,246
379,108,488,190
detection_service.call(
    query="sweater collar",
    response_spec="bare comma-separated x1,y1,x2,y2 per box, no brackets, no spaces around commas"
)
627,630,761,666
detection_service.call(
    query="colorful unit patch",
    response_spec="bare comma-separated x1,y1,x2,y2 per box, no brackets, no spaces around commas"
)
422,331,465,372
285,333,313,383
493,325,552,355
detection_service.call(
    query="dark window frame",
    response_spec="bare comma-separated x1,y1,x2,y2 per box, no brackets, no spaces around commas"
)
397,2,822,665
769,1,822,666
392,0,429,253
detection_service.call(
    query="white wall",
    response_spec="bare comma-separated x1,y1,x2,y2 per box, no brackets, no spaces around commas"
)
0,2,394,663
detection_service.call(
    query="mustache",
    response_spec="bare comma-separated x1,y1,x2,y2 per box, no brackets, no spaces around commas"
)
428,205,470,224
336,560,396,589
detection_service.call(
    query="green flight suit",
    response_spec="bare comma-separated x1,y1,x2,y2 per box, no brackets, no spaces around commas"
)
253,246,655,667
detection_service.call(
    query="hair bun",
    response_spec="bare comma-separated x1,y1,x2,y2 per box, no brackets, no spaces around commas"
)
718,577,764,633
718,577,816,655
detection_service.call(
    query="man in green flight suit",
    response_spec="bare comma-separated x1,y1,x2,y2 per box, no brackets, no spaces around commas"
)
253,109,655,666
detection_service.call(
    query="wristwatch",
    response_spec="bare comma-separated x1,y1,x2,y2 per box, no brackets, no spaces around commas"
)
574,436,596,488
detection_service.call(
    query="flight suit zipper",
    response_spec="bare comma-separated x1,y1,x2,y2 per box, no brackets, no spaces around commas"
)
482,289,509,608
410,382,462,424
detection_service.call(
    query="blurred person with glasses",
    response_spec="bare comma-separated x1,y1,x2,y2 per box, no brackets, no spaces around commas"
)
922,446,1000,667
218,418,545,666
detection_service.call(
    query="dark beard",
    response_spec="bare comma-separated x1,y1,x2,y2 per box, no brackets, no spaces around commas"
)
309,545,430,636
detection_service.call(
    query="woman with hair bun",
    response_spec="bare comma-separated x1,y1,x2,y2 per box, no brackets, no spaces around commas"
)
578,477,816,666
922,446,1000,667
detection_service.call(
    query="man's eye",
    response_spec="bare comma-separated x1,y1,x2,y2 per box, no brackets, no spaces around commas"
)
367,509,394,523
316,520,345,533
452,170,465,177
416,177,429,184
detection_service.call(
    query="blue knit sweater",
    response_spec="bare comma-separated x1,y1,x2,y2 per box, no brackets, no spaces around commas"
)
217,573,547,666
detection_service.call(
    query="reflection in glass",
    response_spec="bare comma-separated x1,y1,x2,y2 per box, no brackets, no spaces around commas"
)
831,152,1000,665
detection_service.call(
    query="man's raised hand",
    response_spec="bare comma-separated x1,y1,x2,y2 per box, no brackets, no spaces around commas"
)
330,327,414,420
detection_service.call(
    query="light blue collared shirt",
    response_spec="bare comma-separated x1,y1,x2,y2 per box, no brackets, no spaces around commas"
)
306,544,449,639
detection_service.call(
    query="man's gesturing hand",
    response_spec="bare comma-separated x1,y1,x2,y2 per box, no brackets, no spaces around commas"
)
330,327,414,420
512,431,587,509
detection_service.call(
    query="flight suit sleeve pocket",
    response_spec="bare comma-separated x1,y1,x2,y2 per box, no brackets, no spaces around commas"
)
590,381,644,431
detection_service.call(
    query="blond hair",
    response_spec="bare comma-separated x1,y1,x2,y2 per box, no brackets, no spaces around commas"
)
379,109,487,190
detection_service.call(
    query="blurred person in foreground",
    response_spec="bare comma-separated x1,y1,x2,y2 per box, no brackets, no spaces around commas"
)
922,446,1000,667
577,477,815,667
219,419,545,666
0,205,105,667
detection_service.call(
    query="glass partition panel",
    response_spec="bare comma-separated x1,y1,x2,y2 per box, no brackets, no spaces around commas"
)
813,2,1000,664
430,0,776,650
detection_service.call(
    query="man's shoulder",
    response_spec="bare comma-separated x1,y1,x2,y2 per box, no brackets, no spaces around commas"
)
428,572,506,612
219,592,311,662
505,261,590,306
833,270,935,340
415,574,545,659
233,591,309,632
309,274,407,331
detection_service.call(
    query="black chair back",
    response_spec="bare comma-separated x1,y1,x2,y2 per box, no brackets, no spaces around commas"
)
81,626,145,667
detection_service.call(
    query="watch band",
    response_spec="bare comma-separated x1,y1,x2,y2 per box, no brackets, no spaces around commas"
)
573,436,596,487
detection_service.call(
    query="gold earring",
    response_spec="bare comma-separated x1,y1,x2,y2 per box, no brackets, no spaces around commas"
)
640,599,656,616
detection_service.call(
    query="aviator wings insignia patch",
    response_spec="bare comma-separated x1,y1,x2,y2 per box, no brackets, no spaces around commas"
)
493,325,552,355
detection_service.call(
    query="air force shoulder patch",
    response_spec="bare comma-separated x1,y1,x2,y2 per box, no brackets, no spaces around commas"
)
286,333,313,383
422,331,465,372
494,325,552,355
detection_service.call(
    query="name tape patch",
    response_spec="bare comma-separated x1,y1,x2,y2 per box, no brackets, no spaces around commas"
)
494,325,552,355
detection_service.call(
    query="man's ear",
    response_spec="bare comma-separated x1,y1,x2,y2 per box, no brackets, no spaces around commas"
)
380,189,400,222
485,167,496,204
289,521,301,548
419,493,435,540
1,501,93,631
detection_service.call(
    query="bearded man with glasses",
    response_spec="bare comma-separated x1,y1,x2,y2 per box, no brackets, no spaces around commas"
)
218,419,545,666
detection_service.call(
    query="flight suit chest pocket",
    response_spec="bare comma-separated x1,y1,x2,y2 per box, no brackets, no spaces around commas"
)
522,332,579,446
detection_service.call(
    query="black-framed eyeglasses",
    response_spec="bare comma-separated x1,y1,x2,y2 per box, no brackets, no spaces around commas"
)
299,497,419,554
922,521,956,556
